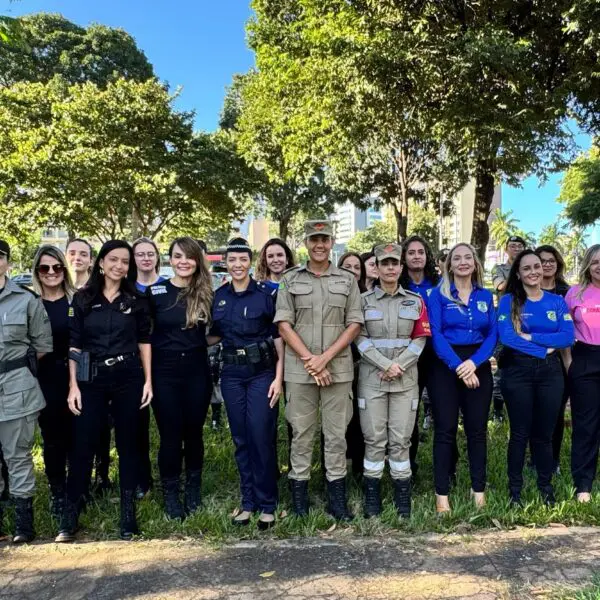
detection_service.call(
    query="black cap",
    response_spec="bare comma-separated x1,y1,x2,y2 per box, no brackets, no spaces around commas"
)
507,235,526,247
0,240,9,260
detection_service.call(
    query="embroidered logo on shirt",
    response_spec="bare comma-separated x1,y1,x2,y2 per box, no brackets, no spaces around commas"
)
218,300,226,307
151,286,168,295
401,299,416,306
547,311,557,322
564,313,573,321
426,288,433,296
477,301,488,313
498,314,507,321
68,307,74,317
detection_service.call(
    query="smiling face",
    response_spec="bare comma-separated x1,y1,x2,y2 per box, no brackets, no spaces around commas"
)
170,243,198,279
341,255,362,281
449,244,475,279
37,254,65,291
378,258,402,285
305,234,333,264
405,241,426,272
589,250,600,286
538,251,558,280
364,256,379,281
134,242,158,275
100,248,130,284
265,244,287,277
518,254,543,288
66,241,92,274
226,251,251,282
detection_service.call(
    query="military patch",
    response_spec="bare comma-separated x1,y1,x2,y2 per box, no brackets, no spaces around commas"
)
477,301,488,313
498,314,507,321
547,311,557,322
218,299,226,307
279,281,286,290
402,299,416,306
120,303,132,314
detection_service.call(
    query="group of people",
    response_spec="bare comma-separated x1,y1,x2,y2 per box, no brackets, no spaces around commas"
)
0,220,599,544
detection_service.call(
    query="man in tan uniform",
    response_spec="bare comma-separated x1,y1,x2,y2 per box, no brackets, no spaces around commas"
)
0,240,53,542
275,220,363,520
356,244,430,518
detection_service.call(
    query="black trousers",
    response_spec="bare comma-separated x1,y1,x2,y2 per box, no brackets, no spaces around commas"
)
66,357,144,504
345,364,364,474
569,342,600,493
429,345,492,495
501,352,564,493
411,340,434,475
38,361,72,488
552,362,569,470
152,349,211,481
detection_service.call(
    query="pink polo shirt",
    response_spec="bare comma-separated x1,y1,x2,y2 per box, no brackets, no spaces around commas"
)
565,284,600,346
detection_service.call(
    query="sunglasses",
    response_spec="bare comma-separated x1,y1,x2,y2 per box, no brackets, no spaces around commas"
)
37,263,65,274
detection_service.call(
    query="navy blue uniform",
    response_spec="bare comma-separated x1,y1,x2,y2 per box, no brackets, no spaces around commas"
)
428,284,497,496
210,278,279,514
497,292,574,500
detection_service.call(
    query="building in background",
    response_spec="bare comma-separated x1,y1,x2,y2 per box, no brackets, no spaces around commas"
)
41,228,69,251
332,199,383,245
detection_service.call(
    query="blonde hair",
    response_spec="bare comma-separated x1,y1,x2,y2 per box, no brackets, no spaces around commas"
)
440,243,485,305
32,245,76,301
576,244,599,300
132,237,161,274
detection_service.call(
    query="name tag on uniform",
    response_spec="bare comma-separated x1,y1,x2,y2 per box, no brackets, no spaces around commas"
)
151,286,168,295
365,309,383,320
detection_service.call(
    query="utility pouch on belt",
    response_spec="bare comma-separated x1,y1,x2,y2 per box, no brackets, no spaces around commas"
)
245,343,262,365
26,347,39,378
69,350,92,383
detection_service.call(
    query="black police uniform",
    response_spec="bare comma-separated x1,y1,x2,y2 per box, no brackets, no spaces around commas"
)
66,290,151,508
210,278,279,514
38,295,72,515
147,280,212,516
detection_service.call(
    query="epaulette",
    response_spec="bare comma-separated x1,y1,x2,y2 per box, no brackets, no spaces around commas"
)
361,288,376,298
19,284,39,297
256,281,278,296
282,265,301,275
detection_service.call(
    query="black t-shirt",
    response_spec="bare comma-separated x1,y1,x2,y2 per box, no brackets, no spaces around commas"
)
42,295,70,361
147,280,207,351
70,290,151,359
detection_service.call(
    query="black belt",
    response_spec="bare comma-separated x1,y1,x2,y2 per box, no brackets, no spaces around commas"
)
0,356,28,375
223,350,252,365
93,352,138,368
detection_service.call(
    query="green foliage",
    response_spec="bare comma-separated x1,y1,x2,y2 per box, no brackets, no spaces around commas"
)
408,201,440,251
347,219,396,254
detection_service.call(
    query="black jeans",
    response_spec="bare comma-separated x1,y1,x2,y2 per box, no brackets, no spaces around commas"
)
501,352,564,493
67,357,144,505
569,342,600,493
38,360,72,488
429,345,492,495
152,349,211,481
411,340,434,475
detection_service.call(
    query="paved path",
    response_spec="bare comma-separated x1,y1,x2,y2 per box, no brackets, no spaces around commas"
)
1,526,599,599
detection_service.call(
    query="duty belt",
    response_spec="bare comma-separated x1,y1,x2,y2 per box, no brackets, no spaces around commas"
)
223,349,252,365
0,356,28,375
93,352,138,368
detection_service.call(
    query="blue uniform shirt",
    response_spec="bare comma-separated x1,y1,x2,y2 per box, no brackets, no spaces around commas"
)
428,284,498,370
497,292,574,358
209,278,279,351
136,276,166,294
408,277,436,308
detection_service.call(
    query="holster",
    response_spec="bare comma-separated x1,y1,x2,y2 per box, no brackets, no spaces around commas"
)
26,348,39,378
69,350,93,383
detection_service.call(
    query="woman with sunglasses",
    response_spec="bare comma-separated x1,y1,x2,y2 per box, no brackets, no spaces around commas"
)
56,240,152,542
32,246,76,527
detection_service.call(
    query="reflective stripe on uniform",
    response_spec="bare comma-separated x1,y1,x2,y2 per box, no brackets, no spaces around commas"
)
371,339,410,349
363,458,385,472
358,339,374,353
407,341,424,356
389,459,411,472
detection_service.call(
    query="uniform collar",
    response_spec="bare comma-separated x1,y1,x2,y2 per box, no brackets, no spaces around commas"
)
374,284,407,299
227,277,257,296
450,281,481,298
300,261,337,277
2,278,25,295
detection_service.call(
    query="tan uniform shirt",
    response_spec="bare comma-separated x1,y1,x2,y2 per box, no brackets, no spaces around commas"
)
274,263,364,384
491,263,511,292
0,279,53,421
356,286,429,392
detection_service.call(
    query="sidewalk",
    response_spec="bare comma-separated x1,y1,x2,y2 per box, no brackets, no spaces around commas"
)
1,526,599,599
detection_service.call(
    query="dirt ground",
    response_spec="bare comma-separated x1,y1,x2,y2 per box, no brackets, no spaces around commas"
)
1,526,599,599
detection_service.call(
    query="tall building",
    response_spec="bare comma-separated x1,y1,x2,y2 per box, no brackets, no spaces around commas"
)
332,199,383,245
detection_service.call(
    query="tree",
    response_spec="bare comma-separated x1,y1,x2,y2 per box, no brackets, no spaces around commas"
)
563,226,588,279
0,78,253,241
558,144,600,227
538,221,569,253
407,201,439,251
489,209,521,250
346,219,396,254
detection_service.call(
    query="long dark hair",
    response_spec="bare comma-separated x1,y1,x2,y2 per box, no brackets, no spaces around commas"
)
399,235,440,289
79,240,139,309
505,249,540,334
255,238,295,281
535,245,568,289
338,251,366,292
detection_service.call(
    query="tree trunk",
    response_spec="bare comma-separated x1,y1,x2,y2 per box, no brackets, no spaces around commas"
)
131,206,142,240
471,159,496,263
279,217,290,243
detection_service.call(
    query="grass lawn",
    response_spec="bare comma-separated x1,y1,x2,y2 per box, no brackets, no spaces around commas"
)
6,406,600,542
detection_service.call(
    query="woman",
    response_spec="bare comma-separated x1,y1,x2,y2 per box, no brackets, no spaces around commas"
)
565,245,600,503
147,237,213,519
428,243,497,513
66,238,93,290
255,238,296,291
399,235,441,478
339,252,367,293
56,240,152,542
356,243,430,517
536,245,570,473
208,238,283,530
32,246,76,525
133,237,165,293
498,250,574,506
361,252,379,291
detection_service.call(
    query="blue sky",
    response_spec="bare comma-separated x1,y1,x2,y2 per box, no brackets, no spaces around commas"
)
4,0,593,237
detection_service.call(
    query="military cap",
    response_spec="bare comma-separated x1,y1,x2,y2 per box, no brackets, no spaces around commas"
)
304,220,333,239
507,235,526,247
374,243,402,262
0,240,9,260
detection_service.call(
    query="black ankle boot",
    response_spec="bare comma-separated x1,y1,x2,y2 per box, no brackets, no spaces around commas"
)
120,490,138,541
184,470,202,515
55,500,78,543
540,485,556,507
362,476,382,518
509,488,522,508
162,478,185,520
49,483,66,522
327,478,353,521
12,497,35,543
393,478,412,518
289,479,309,516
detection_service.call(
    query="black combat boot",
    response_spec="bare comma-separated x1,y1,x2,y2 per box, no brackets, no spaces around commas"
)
12,497,35,543
49,483,66,523
162,478,185,520
362,476,382,518
55,500,78,543
289,479,309,516
184,470,202,515
120,489,138,541
393,478,412,518
509,488,523,508
326,478,353,522
540,485,556,507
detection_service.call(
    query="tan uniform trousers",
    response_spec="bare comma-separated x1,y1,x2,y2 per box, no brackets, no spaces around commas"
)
359,386,418,480
0,412,38,498
286,381,353,482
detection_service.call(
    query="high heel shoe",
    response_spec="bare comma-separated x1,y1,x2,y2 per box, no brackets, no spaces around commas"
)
471,489,486,509
435,494,451,514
